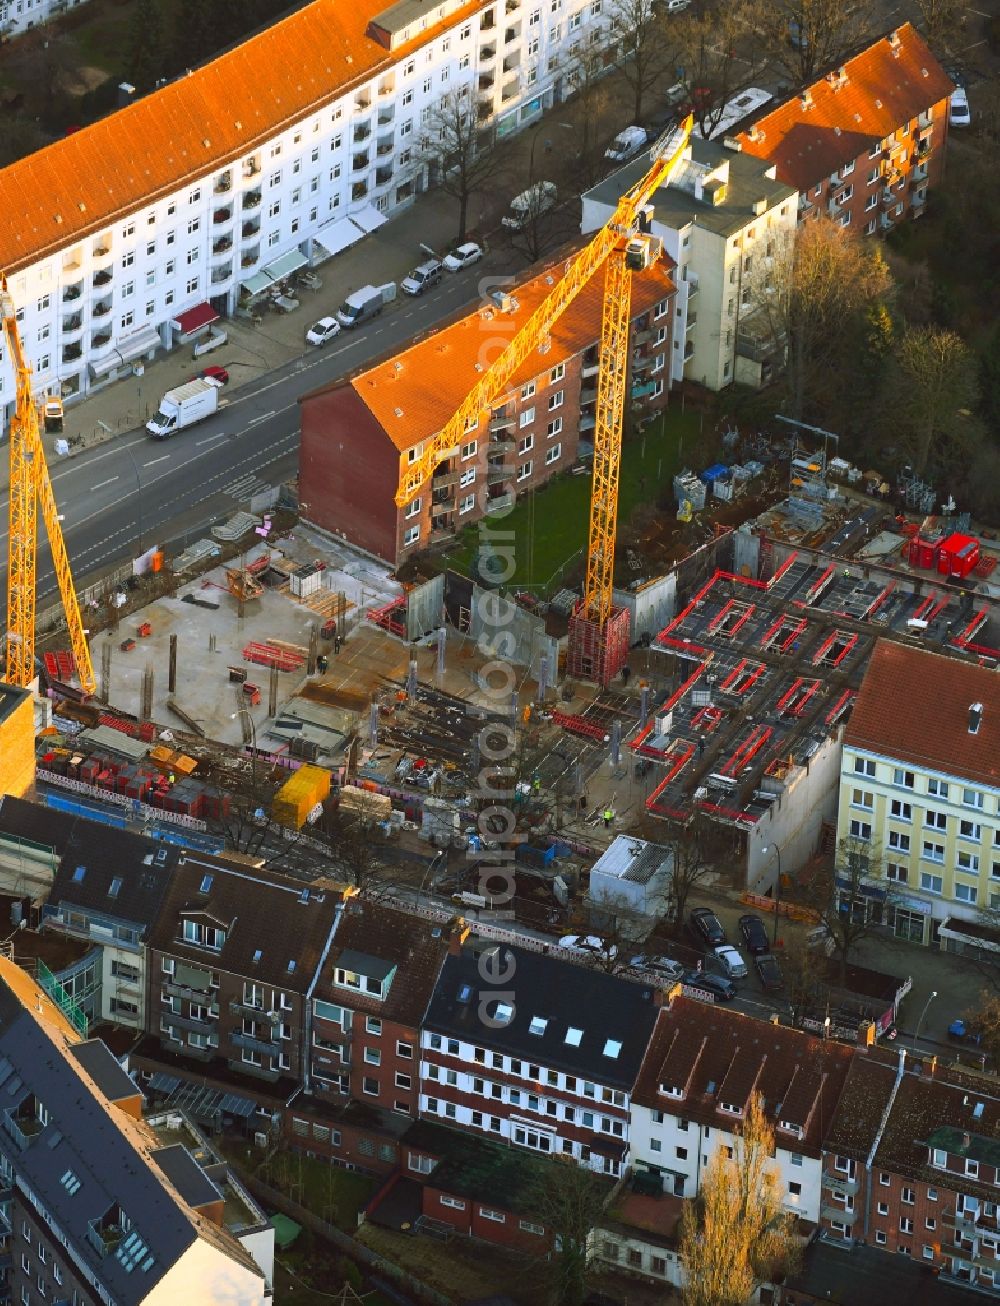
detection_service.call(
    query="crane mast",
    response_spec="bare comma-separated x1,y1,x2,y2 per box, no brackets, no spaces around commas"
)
394,118,692,683
1,275,96,695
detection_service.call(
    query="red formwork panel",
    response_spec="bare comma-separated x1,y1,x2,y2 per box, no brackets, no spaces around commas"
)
566,605,630,687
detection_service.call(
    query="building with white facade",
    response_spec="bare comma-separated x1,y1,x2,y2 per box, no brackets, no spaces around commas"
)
838,640,1000,949
0,0,617,419
419,940,660,1178
0,0,87,39
582,134,798,391
588,835,673,917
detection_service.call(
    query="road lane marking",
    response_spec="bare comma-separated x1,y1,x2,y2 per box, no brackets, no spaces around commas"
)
91,476,119,490
196,432,229,446
144,455,170,467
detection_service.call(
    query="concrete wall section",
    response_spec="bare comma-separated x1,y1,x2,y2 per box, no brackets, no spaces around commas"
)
406,574,445,641
469,586,559,680
731,527,761,580
299,386,399,563
745,731,843,890
613,573,676,644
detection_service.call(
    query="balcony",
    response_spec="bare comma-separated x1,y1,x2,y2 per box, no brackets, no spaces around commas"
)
378,76,395,98
683,341,694,361
501,76,520,102
229,998,277,1020
242,155,262,180
213,206,233,226
502,50,521,72
86,1218,125,1258
353,153,370,172
91,331,112,350
62,314,83,335
243,189,262,211
92,241,112,261
355,92,372,112
481,7,495,27
581,360,600,378
944,1208,985,1235
241,247,260,267
580,386,597,406
62,343,83,364
375,165,393,187
92,268,112,288
489,412,515,433
685,274,700,299
686,311,698,332
432,468,460,488
214,172,232,194
827,197,843,218
432,487,456,507
163,1011,219,1034
487,492,514,513
62,251,82,274
164,979,212,1002
478,99,493,122
377,105,395,125
211,265,233,285
1,1112,39,1151
911,164,929,184
487,464,511,485
212,235,233,255
353,122,372,143
633,327,653,345
62,281,83,303
911,188,927,209
241,221,260,240
92,300,112,319
503,23,521,46
228,1057,280,1083
231,1031,280,1056
376,136,394,158
480,44,497,64
798,192,815,214
822,1172,859,1197
505,0,520,11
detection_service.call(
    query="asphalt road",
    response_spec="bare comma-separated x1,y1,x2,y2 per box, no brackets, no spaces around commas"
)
0,267,491,601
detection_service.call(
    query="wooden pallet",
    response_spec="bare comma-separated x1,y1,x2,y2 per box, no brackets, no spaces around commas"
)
299,588,354,620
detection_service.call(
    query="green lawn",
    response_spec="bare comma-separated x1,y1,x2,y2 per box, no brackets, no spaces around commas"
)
441,407,697,593
225,1144,378,1232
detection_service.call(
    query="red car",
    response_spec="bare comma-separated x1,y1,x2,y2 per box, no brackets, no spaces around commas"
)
189,365,229,386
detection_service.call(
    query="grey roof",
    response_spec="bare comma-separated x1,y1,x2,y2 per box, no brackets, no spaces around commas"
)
0,683,30,726
785,1237,978,1305
336,947,397,982
69,1040,139,1103
585,135,796,239
0,983,195,1304
425,945,660,1090
50,818,178,931
0,795,79,856
592,837,671,886
150,1144,224,1211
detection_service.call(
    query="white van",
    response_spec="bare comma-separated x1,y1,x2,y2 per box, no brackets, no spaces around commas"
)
501,181,557,230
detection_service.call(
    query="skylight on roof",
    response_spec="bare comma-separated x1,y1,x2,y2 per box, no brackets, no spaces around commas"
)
529,1016,548,1036
108,877,123,899
457,983,474,1005
253,949,262,965
60,1169,81,1196
287,960,296,974
72,866,86,883
493,1002,514,1024
199,874,213,895
565,1027,583,1047
603,1039,622,1059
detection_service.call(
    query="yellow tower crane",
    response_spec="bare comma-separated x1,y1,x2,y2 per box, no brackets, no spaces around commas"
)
1,275,96,695
395,116,693,684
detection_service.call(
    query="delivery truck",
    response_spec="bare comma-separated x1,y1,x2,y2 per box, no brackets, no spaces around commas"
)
335,281,396,328
146,378,221,439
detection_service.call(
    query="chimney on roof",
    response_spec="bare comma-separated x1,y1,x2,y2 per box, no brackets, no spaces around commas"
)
800,89,813,110
888,29,901,54
963,1131,972,1149
969,702,984,734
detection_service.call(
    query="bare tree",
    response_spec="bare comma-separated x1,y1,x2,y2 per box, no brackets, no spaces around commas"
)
781,934,830,1028
914,0,970,54
528,1156,608,1306
609,0,678,124
563,48,615,188
419,87,508,241
658,815,722,935
680,1093,800,1306
317,789,391,892
670,1,768,139
757,0,874,88
884,325,980,479
502,179,574,263
800,835,895,984
753,216,892,419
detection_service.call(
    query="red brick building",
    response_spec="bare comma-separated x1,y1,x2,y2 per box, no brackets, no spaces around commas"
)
737,24,953,236
298,244,676,566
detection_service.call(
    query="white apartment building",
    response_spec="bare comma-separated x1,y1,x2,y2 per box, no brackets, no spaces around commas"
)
627,996,854,1224
839,640,1000,949
0,0,616,418
0,0,87,39
581,134,798,390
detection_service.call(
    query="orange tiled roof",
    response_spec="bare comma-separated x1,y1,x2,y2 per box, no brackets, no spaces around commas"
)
736,23,954,193
0,0,482,274
844,640,1000,790
346,242,675,452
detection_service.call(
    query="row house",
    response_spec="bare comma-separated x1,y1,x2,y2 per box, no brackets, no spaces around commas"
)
0,954,268,1306
133,856,342,1124
304,897,452,1117
737,24,953,238
837,641,1000,948
627,995,854,1217
299,245,675,566
822,1049,1000,1292
0,796,178,1032
583,132,797,391
418,940,659,1177
0,0,618,414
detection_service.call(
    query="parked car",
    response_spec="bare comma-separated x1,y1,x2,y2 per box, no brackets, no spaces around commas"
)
306,316,341,346
947,1018,983,1045
754,954,784,993
688,907,726,948
713,944,748,980
400,258,443,296
739,913,770,956
680,970,737,1002
605,125,648,162
190,365,229,386
630,955,685,982
559,935,618,961
949,86,971,127
443,242,484,272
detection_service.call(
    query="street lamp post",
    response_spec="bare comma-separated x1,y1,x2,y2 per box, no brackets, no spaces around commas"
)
913,990,938,1051
761,843,782,946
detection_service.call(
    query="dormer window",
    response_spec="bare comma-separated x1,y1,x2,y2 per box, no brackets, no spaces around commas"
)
931,1148,947,1169
181,919,226,951
658,1082,685,1100
779,1120,803,1139
720,1100,743,1117
334,950,395,1001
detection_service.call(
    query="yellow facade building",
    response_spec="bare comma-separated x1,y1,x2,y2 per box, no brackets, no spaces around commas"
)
0,683,35,799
